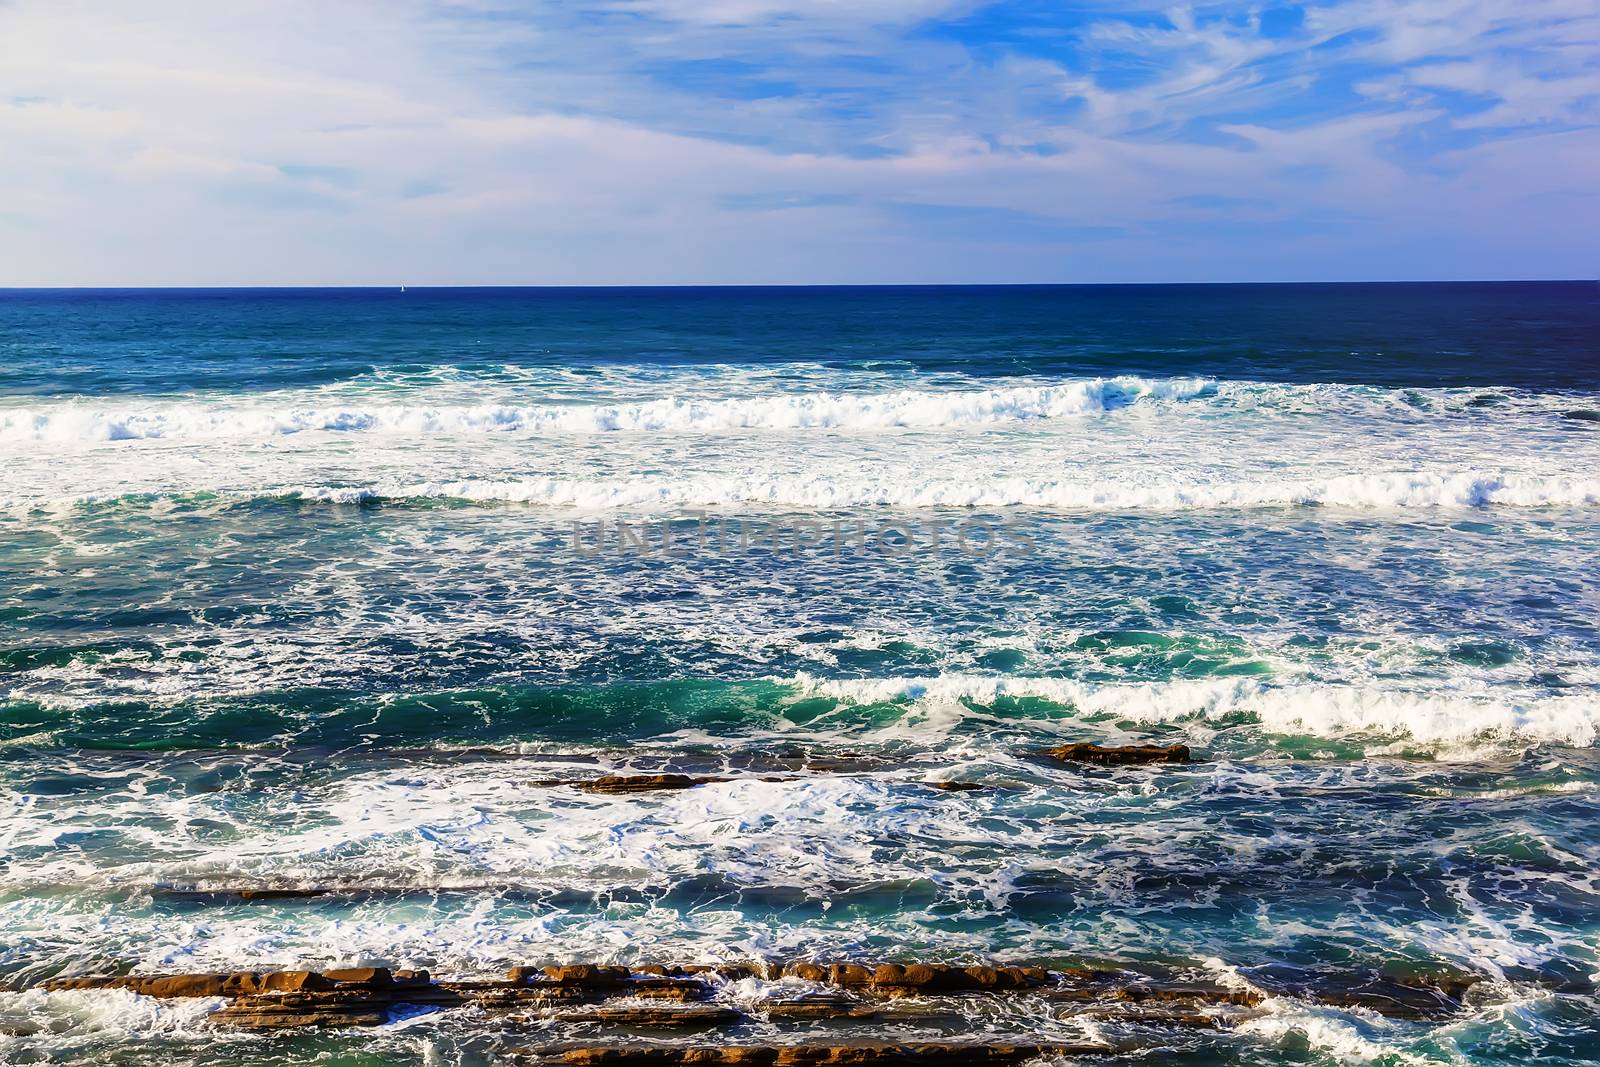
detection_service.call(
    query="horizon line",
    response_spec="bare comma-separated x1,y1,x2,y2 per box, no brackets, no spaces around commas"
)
0,278,1595,292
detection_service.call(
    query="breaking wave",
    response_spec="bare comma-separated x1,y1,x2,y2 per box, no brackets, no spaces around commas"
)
0,377,1213,442
788,674,1600,747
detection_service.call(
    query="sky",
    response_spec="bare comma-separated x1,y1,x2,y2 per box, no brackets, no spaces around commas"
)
0,0,1596,284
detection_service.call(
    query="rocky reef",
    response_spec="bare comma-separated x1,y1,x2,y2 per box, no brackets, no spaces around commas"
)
38,955,1485,1055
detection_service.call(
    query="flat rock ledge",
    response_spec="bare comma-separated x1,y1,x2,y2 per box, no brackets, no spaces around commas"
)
39,959,1479,1031
572,774,744,794
536,775,987,794
1037,742,1191,765
516,1043,1105,1065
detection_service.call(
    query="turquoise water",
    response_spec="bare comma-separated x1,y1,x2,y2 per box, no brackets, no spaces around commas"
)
2,284,1599,1063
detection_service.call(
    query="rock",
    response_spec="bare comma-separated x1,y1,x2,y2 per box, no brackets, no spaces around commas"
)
574,775,730,794
1039,974,1259,1009
923,781,983,792
1038,743,1190,765
871,965,908,985
635,963,770,981
758,996,877,1021
140,974,229,998
1058,1002,1229,1029
1119,983,1262,1007
544,965,634,987
532,1043,1101,1064
259,970,338,993
629,978,711,1001
42,974,229,998
782,963,1049,993
552,1003,742,1027
1292,975,1473,1020
831,964,876,987
787,963,828,983
223,972,264,995
211,993,393,1029
30,959,1481,1029
449,980,580,1007
322,967,393,987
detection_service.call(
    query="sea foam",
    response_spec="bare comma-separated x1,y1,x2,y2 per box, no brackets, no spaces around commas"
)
285,470,1600,511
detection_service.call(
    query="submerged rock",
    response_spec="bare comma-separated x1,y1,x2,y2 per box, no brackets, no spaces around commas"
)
211,992,394,1030
36,958,1485,1032
1248,967,1482,1021
523,1043,1103,1064
782,963,1049,993
1038,742,1191,765
757,994,878,1021
237,888,331,901
529,964,635,987
572,774,734,794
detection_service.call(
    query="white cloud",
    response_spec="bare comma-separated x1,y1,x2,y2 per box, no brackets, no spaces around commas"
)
0,0,1594,283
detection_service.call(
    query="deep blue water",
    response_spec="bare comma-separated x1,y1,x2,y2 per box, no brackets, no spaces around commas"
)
3,283,1598,396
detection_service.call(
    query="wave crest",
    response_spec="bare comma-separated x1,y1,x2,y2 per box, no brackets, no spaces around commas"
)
789,674,1600,747
0,377,1213,443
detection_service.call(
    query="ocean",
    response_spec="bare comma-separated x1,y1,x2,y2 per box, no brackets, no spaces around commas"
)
1,283,1598,1064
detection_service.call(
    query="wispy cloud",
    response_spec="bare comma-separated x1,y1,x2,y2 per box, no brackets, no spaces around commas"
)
0,0,1594,283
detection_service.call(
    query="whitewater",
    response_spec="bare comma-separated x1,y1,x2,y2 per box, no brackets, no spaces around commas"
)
3,375,1598,516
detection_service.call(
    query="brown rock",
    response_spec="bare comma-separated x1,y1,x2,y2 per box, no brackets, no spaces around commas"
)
137,974,230,998
629,978,711,1001
553,1003,741,1027
1059,1002,1228,1029
680,962,775,981
923,782,983,792
575,775,729,794
1038,743,1190,765
544,964,633,987
211,995,391,1029
41,974,229,998
783,962,1049,994
962,966,1021,990
259,970,337,993
759,995,877,1021
539,1043,1100,1064
323,967,393,987
830,964,875,987
223,972,264,995
449,980,577,1007
1041,980,1260,1008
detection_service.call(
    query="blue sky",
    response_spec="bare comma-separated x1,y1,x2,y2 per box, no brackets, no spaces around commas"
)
0,0,1595,283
